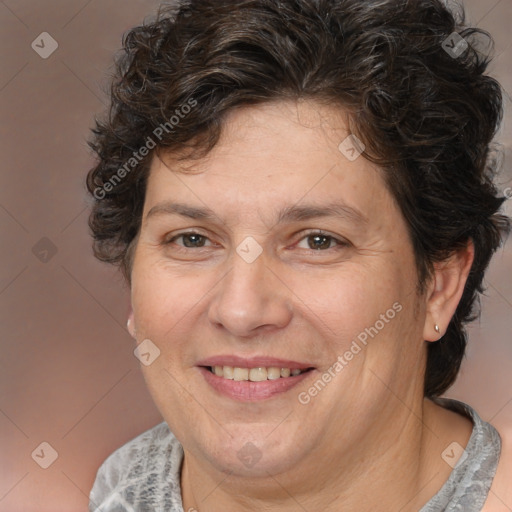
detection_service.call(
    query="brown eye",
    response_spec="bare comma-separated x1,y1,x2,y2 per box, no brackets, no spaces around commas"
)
296,231,349,251
307,234,334,250
166,232,211,248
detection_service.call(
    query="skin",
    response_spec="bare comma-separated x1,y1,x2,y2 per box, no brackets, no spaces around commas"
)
126,99,479,511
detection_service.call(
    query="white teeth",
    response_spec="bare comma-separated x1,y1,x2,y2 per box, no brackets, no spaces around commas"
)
267,367,281,380
223,366,234,379
249,367,268,382
210,365,308,381
233,367,249,381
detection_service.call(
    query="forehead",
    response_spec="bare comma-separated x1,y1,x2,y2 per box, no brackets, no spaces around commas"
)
176,100,357,171
143,100,395,226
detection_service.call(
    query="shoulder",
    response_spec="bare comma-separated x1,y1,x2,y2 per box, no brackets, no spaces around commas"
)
89,421,183,511
482,420,512,511
96,421,176,483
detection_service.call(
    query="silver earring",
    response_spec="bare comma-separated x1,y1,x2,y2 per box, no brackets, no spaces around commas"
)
434,324,440,334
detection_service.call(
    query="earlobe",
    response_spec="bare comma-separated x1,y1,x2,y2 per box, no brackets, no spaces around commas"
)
127,308,137,339
423,240,475,342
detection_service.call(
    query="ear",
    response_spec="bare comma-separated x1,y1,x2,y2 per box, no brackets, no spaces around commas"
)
127,307,137,339
423,239,475,342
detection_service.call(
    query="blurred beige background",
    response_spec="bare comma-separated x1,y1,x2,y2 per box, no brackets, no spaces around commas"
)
0,1,511,510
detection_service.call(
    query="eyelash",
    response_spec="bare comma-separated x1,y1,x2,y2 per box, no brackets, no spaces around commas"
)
163,230,350,252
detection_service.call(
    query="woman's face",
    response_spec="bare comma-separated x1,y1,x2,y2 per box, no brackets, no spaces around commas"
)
130,100,428,478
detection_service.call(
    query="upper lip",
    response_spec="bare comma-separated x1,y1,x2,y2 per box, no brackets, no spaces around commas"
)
197,355,314,369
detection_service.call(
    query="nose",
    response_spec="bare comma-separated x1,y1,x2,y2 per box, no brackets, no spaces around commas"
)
207,245,293,338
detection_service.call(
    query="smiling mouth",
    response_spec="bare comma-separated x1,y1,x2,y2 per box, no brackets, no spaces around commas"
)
206,365,314,381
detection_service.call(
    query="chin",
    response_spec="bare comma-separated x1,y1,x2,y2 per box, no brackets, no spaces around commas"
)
197,429,306,478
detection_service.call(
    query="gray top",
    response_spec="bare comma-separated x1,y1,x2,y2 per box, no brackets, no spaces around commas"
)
89,398,501,512
419,398,501,511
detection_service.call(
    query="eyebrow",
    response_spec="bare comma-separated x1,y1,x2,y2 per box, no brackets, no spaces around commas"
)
145,201,368,226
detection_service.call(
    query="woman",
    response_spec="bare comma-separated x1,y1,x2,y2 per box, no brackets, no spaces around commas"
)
86,0,511,510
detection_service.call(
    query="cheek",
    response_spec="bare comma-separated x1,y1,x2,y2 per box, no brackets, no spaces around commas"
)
286,264,400,342
131,261,205,336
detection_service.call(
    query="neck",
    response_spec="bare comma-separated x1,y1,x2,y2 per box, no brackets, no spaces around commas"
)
180,397,470,512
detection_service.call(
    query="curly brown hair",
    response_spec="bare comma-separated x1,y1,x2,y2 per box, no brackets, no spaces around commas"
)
86,0,510,398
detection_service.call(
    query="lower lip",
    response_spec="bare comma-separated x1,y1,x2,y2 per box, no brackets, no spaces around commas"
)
199,367,314,401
